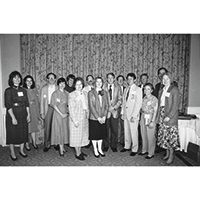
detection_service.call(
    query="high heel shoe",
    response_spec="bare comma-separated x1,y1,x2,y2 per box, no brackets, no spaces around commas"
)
94,153,100,158
10,154,18,161
19,151,28,158
81,152,87,157
24,145,31,151
98,151,105,157
59,150,64,157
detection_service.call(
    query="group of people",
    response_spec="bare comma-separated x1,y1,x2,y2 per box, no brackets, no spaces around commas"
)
4,67,180,164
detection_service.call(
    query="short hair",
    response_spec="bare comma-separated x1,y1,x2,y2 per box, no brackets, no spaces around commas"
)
106,72,115,79
161,71,175,83
157,67,168,75
117,75,125,81
126,73,136,80
66,74,75,82
8,71,23,87
46,72,57,79
57,77,67,86
94,76,104,88
144,83,154,91
74,77,85,88
140,73,148,79
23,75,36,89
86,74,94,81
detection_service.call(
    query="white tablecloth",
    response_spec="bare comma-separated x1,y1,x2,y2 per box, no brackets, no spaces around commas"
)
178,118,200,152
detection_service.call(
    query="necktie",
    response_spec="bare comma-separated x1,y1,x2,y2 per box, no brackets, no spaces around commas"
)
126,87,130,101
109,84,112,101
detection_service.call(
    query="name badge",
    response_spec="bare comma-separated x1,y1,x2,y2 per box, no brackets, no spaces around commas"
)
17,92,23,97
56,98,60,102
43,94,47,98
147,101,151,106
165,92,170,97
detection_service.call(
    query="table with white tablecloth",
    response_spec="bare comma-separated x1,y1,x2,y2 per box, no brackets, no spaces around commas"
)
178,117,200,152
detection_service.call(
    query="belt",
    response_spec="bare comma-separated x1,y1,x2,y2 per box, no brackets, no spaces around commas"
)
13,102,25,107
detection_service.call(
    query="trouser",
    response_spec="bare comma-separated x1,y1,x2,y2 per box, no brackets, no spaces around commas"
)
118,117,124,144
103,116,119,149
44,105,54,149
124,118,139,152
140,113,156,156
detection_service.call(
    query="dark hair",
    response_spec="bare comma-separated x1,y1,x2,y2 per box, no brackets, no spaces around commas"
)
157,67,168,75
8,71,23,87
46,72,57,79
126,73,136,80
74,77,85,88
140,73,148,79
57,77,67,86
95,76,104,88
23,75,36,89
144,83,154,91
86,74,94,81
66,74,75,82
117,75,125,81
161,71,175,83
106,72,115,79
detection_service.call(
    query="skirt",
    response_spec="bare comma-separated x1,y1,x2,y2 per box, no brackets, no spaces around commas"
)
157,107,180,150
89,119,107,140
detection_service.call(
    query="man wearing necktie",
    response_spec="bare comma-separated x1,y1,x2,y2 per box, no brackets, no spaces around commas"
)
120,73,142,156
102,73,122,152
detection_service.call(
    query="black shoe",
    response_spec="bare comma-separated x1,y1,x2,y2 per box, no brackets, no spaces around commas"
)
130,152,137,156
94,153,100,158
103,147,109,152
32,143,38,149
120,148,130,152
145,155,154,159
19,152,28,158
98,152,106,157
111,148,117,152
24,145,31,151
43,147,50,152
54,145,59,151
138,152,148,156
75,154,85,161
81,152,87,157
10,154,18,161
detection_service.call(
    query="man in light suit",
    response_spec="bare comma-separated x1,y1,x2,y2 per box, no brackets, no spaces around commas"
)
40,72,58,152
121,73,142,156
103,73,122,152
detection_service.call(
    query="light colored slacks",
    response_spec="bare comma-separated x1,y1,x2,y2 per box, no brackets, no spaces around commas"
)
140,113,156,156
124,118,139,152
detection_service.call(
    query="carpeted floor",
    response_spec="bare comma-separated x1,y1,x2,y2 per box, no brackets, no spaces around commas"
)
0,144,199,166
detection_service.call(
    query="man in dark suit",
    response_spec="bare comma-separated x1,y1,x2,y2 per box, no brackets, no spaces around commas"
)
117,75,126,146
103,73,122,152
139,73,148,98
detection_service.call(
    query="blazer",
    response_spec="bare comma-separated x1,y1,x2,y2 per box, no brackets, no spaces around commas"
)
156,83,179,126
121,84,142,120
88,89,109,121
40,84,58,119
103,81,122,118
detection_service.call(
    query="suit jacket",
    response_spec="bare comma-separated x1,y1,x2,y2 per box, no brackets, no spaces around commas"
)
40,84,58,118
88,89,109,120
103,81,122,118
121,84,142,120
156,83,179,126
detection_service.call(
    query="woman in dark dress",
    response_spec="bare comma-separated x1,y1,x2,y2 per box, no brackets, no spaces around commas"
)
4,71,30,161
88,77,109,158
23,75,41,150
156,72,180,164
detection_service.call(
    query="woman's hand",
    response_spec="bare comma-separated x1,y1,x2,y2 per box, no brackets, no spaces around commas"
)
164,117,170,123
101,116,106,124
148,121,154,129
74,121,79,127
12,117,18,125
97,117,103,124
130,116,137,123
27,114,31,123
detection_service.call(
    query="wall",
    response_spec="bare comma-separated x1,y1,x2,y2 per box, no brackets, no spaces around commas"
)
188,34,200,114
0,34,21,146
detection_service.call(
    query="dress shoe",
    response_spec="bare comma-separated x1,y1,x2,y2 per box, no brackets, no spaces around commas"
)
75,154,85,161
98,151,106,157
130,152,137,156
10,154,18,161
19,152,28,158
145,155,154,159
32,143,38,149
111,148,117,152
81,152,87,157
25,145,31,151
103,147,109,152
138,152,148,156
120,148,130,152
59,151,64,157
43,147,50,152
54,145,59,151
